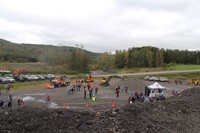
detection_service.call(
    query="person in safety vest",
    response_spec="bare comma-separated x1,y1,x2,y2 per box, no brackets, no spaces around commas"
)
92,95,96,103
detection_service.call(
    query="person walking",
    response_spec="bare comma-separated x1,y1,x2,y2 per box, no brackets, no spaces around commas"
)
121,86,124,93
67,85,71,95
51,83,55,92
89,87,93,99
116,86,120,98
46,94,51,104
125,86,128,93
5,82,11,93
8,92,12,102
95,86,98,94
84,87,87,99
87,83,91,90
18,98,25,107
7,99,12,108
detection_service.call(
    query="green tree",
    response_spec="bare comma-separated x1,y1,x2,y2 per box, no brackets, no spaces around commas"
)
146,50,154,68
114,50,125,69
156,49,164,67
68,44,90,73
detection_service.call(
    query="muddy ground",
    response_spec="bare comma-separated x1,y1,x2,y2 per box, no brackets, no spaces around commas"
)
0,78,199,132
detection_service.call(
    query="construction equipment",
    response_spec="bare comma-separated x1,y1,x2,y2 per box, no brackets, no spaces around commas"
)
99,75,124,87
194,80,199,85
46,76,70,89
188,79,199,85
84,75,94,83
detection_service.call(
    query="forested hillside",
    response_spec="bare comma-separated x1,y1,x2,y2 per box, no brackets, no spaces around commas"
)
0,38,99,63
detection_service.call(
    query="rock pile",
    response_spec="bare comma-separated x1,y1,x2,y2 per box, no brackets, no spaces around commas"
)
0,87,200,133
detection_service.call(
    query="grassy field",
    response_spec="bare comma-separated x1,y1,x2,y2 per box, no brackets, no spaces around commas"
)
0,62,48,74
144,72,200,80
175,64,200,70
120,64,200,74
0,62,199,74
120,68,163,73
0,80,48,90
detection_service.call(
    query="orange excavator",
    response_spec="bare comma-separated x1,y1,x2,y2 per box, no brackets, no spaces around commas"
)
46,76,70,89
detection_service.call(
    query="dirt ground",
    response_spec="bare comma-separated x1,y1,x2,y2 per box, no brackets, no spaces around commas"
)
0,77,199,133
0,78,192,111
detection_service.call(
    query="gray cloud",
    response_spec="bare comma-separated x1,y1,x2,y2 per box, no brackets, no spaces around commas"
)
0,0,200,53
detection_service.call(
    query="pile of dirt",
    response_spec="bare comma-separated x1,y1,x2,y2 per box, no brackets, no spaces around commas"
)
1,87,200,133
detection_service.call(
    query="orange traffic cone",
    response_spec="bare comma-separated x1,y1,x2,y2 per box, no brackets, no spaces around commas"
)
112,102,115,108
62,103,67,109
86,102,89,108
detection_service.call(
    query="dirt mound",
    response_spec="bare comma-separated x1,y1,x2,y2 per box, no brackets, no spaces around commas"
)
1,87,200,133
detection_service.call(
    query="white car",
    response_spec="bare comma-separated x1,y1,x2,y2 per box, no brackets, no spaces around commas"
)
4,77,16,83
46,74,55,79
144,76,150,80
148,76,160,81
160,77,169,82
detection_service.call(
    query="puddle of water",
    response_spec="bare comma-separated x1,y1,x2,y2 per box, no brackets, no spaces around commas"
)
22,96,36,101
36,99,46,103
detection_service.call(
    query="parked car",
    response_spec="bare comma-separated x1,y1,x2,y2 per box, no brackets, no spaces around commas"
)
101,68,109,72
4,77,16,83
37,75,45,80
0,77,10,84
144,76,151,80
30,75,39,81
14,76,25,82
159,77,169,82
46,74,55,79
148,76,160,81
21,75,32,81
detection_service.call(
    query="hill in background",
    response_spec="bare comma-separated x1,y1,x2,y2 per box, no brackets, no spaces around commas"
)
0,38,100,63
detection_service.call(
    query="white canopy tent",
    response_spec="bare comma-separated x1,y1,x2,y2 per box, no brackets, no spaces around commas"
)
147,82,166,90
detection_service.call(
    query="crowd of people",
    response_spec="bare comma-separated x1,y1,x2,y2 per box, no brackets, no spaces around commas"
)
46,81,99,104
0,78,168,109
127,89,166,103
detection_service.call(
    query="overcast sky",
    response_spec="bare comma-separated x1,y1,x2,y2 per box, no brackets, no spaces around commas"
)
0,0,200,53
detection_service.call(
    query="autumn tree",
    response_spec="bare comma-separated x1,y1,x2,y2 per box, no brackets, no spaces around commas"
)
97,52,114,69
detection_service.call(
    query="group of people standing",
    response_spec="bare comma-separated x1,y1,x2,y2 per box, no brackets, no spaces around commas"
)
115,85,128,98
84,83,98,104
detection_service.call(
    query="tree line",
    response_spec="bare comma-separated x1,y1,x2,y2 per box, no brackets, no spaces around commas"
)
112,46,200,69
